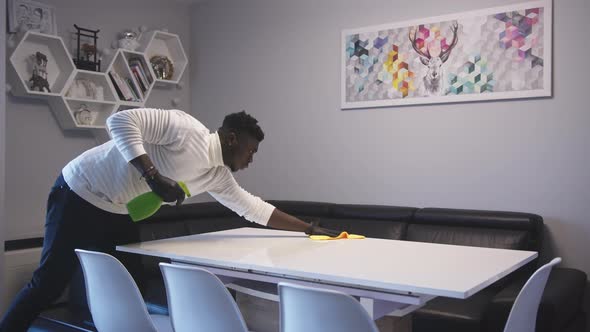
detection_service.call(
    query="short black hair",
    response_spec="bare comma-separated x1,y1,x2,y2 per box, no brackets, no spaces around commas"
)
221,111,264,141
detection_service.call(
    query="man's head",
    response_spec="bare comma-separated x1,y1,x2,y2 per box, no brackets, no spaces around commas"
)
218,111,264,172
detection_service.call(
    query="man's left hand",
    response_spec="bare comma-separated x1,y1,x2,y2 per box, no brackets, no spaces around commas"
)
305,221,340,237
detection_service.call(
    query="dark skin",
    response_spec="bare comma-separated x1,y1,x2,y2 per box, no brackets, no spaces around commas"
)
130,129,338,236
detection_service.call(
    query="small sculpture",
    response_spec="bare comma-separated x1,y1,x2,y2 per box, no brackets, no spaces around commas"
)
74,104,94,125
118,31,140,51
81,43,97,61
150,55,174,80
29,51,51,92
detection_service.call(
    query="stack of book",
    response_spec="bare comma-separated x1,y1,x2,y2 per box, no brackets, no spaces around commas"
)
128,57,154,97
108,56,154,102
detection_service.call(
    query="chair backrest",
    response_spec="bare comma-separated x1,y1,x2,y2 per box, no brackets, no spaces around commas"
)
75,249,158,332
159,263,249,332
503,257,562,332
278,282,379,332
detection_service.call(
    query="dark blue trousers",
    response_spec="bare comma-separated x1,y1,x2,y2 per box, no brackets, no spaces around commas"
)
0,174,140,332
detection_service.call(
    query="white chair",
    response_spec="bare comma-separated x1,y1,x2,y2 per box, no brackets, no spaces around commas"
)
75,249,172,332
159,262,249,332
503,257,562,332
278,282,379,332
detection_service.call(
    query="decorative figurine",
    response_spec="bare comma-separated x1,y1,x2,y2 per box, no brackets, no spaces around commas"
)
150,55,174,80
73,24,101,72
29,51,51,92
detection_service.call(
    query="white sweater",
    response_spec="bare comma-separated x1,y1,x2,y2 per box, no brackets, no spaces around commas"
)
62,108,275,226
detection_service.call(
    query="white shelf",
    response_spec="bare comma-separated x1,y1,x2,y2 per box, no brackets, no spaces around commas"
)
48,97,117,130
8,31,76,97
8,29,187,133
139,30,187,84
65,70,117,103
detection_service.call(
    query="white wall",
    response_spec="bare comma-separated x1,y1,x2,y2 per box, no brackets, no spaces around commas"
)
1,0,7,316
3,0,192,241
189,0,590,277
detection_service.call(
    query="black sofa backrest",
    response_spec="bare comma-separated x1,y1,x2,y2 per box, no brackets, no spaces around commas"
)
321,204,416,240
144,201,543,252
269,201,416,240
138,202,257,242
408,208,543,251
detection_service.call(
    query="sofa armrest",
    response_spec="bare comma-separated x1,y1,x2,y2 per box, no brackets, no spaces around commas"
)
486,267,587,332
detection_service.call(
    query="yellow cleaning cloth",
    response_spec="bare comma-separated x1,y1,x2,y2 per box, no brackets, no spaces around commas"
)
309,231,365,241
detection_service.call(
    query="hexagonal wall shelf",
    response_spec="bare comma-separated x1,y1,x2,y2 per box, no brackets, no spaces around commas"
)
8,29,187,134
8,31,76,98
139,30,187,85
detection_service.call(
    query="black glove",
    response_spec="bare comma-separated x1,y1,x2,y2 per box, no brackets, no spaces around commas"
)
305,220,341,237
146,172,186,206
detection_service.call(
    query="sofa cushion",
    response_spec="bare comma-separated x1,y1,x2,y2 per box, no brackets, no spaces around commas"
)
317,204,415,240
318,217,407,240
410,208,543,251
185,217,259,234
412,288,496,332
406,224,529,249
269,200,333,217
331,204,416,221
148,201,234,222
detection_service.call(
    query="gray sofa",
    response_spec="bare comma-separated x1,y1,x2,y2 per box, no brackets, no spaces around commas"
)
33,200,587,332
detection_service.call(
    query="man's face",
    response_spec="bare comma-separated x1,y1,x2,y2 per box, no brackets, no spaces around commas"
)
228,134,259,172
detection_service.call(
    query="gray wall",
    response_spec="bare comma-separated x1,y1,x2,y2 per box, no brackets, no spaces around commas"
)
189,0,590,276
1,0,7,312
4,0,192,240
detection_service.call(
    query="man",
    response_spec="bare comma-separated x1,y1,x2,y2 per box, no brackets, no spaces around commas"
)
0,108,338,331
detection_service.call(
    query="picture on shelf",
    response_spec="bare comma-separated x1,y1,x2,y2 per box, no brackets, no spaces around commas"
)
28,51,51,92
7,0,57,34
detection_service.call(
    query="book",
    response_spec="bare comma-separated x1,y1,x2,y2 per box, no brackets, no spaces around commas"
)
129,57,153,83
108,71,125,100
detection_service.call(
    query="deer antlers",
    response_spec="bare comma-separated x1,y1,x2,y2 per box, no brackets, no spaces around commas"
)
440,21,459,63
408,21,459,64
408,26,431,61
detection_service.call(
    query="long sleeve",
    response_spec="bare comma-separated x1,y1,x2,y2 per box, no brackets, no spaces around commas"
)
208,168,275,226
106,108,190,162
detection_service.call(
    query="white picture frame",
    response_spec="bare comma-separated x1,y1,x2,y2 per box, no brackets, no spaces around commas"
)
341,0,552,109
7,0,57,35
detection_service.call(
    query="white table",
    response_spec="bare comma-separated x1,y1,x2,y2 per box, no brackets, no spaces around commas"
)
117,227,537,319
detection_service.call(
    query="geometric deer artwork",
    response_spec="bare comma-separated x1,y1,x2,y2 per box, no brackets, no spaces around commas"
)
409,21,459,96
341,0,552,109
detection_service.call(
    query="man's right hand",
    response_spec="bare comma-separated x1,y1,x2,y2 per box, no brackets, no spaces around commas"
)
146,172,186,206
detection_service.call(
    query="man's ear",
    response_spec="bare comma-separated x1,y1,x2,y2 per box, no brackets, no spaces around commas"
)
227,132,238,147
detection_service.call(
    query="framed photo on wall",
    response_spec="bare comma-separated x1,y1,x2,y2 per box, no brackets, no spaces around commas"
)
7,0,57,35
341,0,552,109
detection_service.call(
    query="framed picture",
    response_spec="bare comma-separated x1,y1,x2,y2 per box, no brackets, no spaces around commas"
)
341,0,552,109
7,0,57,35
